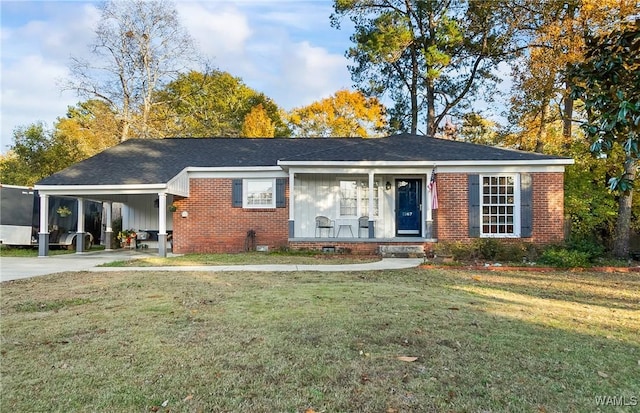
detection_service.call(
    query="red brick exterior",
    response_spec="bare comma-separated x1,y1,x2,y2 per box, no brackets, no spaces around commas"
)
172,173,565,253
172,178,289,253
434,172,565,245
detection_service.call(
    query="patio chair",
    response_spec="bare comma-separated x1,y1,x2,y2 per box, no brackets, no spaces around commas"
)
358,216,369,238
315,215,335,238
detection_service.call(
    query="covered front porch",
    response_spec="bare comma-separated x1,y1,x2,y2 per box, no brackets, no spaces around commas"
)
283,164,438,253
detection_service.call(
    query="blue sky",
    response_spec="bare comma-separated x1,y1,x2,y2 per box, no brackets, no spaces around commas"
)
0,0,355,152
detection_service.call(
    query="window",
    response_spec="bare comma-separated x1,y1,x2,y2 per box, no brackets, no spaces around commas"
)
480,175,519,236
243,179,275,208
339,179,379,217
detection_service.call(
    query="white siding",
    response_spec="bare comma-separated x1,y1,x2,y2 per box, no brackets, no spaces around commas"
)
121,194,174,231
293,174,398,238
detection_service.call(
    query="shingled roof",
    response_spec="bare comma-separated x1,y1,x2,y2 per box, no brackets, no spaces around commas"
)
37,133,571,186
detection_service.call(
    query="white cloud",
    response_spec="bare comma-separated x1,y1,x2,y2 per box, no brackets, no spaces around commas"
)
178,3,252,57
0,1,354,152
1,3,99,151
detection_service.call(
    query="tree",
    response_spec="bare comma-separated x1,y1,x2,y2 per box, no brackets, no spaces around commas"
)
151,70,289,137
65,0,199,141
569,19,639,257
332,0,518,136
0,123,77,186
288,89,387,137
506,0,637,148
457,112,499,146
242,104,276,137
55,100,121,159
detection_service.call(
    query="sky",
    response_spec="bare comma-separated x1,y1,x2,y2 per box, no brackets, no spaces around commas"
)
0,0,356,152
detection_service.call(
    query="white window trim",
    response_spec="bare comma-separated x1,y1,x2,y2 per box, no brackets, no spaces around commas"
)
337,178,381,218
479,174,521,238
243,178,276,209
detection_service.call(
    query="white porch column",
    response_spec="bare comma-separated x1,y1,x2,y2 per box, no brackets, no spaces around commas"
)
104,202,113,250
158,192,168,257
38,194,49,257
368,172,375,238
76,198,85,253
288,172,295,238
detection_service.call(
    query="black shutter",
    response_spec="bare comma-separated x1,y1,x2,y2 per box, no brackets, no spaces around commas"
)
276,178,286,208
468,175,480,237
232,179,243,207
520,173,533,237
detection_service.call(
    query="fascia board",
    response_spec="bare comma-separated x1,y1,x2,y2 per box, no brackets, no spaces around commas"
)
287,165,569,175
34,183,168,196
186,166,284,172
278,159,574,167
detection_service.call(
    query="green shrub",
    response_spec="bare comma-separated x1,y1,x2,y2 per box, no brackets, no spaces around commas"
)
567,236,605,260
539,247,592,268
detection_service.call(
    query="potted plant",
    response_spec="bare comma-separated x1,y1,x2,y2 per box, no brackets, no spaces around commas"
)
56,206,72,217
117,229,137,248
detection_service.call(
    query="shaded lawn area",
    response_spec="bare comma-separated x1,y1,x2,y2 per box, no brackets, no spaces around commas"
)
99,251,379,267
1,268,638,412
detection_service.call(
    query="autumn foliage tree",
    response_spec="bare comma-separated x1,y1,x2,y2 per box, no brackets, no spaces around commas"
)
151,70,288,137
55,100,121,159
288,89,387,137
242,104,276,137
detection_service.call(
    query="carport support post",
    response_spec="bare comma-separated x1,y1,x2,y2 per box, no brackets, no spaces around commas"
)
38,194,49,257
158,193,168,257
76,197,85,253
104,202,113,250
288,172,295,238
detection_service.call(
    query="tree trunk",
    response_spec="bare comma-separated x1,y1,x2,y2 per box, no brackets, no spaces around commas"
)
410,44,419,135
562,81,573,143
612,158,637,258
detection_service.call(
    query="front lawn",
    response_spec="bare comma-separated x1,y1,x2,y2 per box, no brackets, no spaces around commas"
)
100,251,379,267
1,268,638,412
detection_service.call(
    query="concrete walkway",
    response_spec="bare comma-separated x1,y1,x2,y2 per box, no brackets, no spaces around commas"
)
0,250,424,282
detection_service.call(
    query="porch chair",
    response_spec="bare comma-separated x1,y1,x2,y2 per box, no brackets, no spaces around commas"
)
358,216,369,238
315,215,335,238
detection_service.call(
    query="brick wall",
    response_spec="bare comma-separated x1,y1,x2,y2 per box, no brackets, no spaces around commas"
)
173,172,565,253
434,172,565,245
530,172,565,244
172,178,289,253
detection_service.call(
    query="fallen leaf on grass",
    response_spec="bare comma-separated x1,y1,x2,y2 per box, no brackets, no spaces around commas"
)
183,394,193,402
472,275,482,281
304,409,316,413
397,356,418,362
597,371,608,378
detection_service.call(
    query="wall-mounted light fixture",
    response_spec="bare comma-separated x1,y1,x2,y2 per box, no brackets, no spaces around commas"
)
181,211,188,218
385,181,392,190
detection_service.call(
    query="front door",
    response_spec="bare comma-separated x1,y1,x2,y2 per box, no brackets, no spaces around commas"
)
396,179,422,236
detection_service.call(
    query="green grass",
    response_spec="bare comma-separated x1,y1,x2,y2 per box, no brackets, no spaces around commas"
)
0,245,104,257
1,268,638,412
100,251,379,267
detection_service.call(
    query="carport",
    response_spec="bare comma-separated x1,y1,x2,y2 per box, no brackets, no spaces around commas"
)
34,141,190,258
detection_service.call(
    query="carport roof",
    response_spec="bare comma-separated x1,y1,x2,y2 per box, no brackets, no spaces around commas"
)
36,133,572,186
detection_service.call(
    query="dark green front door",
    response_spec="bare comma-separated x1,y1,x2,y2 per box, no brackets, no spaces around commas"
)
396,179,421,236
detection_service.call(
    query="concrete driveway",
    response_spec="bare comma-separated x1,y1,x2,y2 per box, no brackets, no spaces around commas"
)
0,250,148,282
